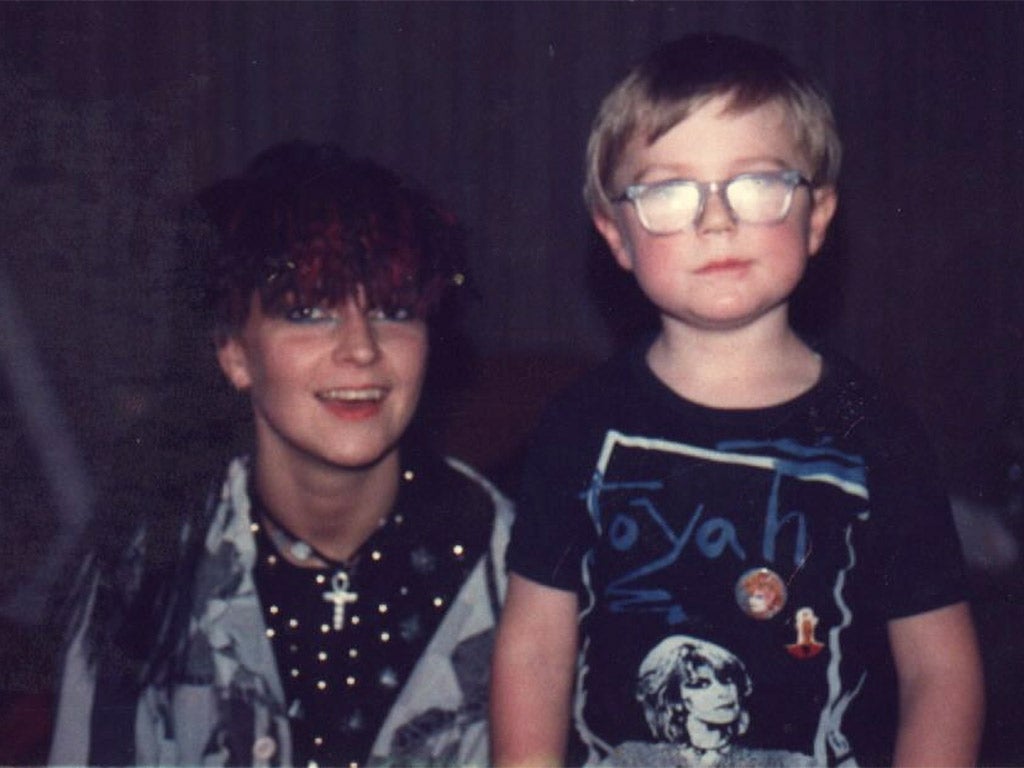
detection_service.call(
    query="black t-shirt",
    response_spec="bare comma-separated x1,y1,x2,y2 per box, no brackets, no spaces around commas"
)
508,340,968,767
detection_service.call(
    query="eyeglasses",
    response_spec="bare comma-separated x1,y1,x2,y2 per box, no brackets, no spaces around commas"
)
612,170,811,235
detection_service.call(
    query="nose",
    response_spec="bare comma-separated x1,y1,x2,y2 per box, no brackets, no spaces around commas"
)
696,181,736,232
331,305,380,366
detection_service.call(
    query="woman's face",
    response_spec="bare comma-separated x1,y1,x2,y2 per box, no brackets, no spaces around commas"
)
680,663,741,726
217,289,429,474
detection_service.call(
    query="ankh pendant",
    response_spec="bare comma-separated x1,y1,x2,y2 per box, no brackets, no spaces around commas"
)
322,571,359,631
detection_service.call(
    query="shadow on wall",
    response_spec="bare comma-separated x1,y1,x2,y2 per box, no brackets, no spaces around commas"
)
439,352,596,495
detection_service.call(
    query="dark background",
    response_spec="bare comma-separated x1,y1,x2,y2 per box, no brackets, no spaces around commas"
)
1,2,1022,764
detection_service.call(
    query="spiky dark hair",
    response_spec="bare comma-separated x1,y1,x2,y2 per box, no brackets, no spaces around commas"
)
185,140,466,336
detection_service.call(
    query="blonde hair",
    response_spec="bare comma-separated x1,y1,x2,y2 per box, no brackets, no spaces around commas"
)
584,33,842,217
636,635,752,743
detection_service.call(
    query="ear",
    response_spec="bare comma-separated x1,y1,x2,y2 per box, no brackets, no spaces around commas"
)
593,211,635,272
215,335,253,391
806,186,838,256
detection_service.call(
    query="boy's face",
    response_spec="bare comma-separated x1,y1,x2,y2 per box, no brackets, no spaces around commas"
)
594,95,836,334
216,290,429,474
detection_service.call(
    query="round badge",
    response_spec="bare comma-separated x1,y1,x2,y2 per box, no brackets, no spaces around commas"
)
252,735,277,761
735,567,787,620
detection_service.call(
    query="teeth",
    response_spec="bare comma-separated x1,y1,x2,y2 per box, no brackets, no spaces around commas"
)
318,388,385,402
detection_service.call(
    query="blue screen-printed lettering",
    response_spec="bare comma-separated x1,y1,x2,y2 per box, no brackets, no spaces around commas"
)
582,431,868,625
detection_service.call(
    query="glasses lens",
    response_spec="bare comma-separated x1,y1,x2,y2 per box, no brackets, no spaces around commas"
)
636,181,701,234
726,174,794,224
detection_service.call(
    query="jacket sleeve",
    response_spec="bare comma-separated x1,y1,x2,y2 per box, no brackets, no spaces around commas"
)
48,571,99,766
367,459,513,766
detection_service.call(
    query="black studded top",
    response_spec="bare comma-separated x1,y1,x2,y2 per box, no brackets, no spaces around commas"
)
251,451,494,768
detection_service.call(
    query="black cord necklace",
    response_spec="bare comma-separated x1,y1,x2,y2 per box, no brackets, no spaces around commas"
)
257,506,367,632
258,501,354,568
253,470,414,632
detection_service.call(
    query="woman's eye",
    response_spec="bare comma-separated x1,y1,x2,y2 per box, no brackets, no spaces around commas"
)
285,306,333,323
366,306,414,322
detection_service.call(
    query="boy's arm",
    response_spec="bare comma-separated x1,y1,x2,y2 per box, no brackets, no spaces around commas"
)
888,601,984,767
491,572,579,767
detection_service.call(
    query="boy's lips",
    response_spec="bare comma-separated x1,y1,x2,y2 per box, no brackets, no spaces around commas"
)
694,258,752,275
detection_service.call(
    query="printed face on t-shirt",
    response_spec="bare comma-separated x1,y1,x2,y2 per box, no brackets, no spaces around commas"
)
680,663,742,726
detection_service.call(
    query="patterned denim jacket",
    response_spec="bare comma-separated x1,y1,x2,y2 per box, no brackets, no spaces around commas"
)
49,456,512,767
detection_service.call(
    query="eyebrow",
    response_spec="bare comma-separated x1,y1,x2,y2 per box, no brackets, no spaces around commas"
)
632,156,794,184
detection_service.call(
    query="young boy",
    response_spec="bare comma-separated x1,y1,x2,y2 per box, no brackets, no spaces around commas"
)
48,142,513,767
492,33,983,767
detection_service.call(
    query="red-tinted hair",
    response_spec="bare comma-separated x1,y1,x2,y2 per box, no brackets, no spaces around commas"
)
186,141,466,335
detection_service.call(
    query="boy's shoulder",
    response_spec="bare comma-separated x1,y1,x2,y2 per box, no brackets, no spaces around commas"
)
529,342,932,455
818,350,894,412
538,339,648,421
543,343,901,419
814,348,934,450
515,341,650,473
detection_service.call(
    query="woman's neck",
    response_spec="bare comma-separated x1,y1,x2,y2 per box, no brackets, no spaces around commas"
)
253,449,401,564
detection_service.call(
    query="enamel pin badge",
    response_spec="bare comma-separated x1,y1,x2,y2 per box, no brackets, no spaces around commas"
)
786,607,825,659
734,567,787,620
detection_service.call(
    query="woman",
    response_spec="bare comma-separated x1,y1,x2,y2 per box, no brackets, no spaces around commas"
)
48,141,511,768
604,635,812,767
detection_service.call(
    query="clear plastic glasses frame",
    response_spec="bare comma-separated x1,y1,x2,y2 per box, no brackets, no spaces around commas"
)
612,170,811,235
